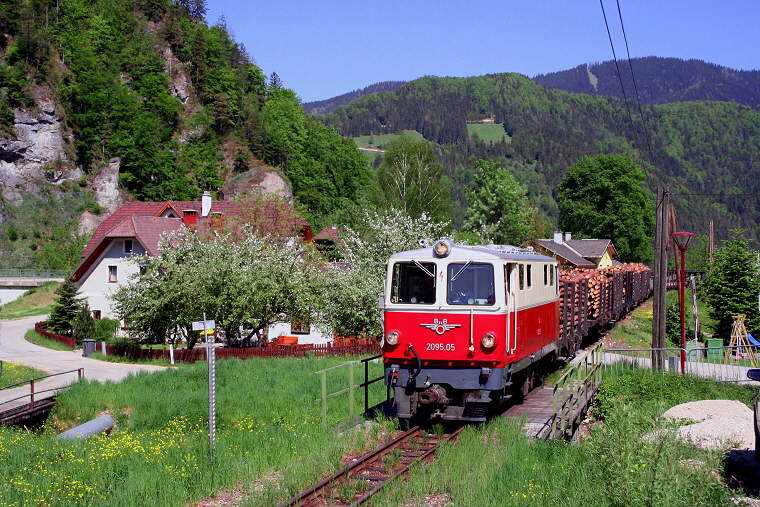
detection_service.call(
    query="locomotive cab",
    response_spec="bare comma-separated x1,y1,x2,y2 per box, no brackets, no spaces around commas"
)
383,240,560,422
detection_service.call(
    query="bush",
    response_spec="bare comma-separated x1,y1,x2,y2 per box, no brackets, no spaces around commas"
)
95,318,120,342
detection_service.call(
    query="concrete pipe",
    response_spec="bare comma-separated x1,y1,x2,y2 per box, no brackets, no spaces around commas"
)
57,414,115,440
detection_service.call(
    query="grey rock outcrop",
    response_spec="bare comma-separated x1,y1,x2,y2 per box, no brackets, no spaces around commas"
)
0,100,82,204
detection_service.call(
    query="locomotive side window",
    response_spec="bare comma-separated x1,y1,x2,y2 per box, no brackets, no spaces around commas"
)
550,265,555,286
447,263,495,305
544,265,548,286
519,264,524,290
527,264,532,289
390,262,436,304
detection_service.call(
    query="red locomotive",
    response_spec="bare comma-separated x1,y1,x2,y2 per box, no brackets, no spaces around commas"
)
381,239,651,422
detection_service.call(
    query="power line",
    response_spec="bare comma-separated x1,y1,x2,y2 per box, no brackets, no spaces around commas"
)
598,0,642,157
614,0,656,166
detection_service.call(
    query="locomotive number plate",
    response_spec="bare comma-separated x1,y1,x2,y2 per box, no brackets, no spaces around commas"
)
426,342,456,351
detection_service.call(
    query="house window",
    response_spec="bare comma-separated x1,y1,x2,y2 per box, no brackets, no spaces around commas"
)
108,265,118,283
124,240,133,254
291,318,310,335
92,310,102,320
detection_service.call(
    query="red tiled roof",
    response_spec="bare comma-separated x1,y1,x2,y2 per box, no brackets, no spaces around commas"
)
315,227,344,245
130,216,184,256
81,202,165,260
75,198,313,282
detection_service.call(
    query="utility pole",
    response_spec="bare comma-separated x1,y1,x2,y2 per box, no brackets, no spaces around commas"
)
652,187,670,369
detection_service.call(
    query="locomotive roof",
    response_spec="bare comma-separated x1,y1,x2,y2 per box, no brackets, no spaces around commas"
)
389,242,556,263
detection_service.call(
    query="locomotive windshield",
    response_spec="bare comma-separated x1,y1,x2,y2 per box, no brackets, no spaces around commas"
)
390,262,436,304
447,262,495,305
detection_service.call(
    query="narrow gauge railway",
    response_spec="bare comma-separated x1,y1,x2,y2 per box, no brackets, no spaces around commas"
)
382,239,651,423
281,425,464,507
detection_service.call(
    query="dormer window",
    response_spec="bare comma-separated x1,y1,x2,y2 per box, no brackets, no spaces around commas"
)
124,240,133,254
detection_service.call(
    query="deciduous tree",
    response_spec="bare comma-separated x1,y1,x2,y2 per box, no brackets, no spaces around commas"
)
557,154,655,262
376,135,450,220
322,207,449,338
462,159,534,245
110,227,323,348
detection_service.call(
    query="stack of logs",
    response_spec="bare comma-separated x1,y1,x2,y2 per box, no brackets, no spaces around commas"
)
559,263,649,320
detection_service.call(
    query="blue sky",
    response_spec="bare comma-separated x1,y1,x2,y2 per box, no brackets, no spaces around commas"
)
205,1,760,104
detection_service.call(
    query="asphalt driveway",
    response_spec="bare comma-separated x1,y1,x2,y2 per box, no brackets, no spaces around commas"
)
0,316,165,411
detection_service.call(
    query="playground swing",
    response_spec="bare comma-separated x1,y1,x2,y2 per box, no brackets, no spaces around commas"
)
724,315,758,367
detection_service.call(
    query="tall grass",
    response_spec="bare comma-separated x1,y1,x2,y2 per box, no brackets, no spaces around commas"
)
0,356,389,507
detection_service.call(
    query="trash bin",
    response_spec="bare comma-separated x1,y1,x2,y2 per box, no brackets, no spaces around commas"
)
706,338,723,360
82,338,96,357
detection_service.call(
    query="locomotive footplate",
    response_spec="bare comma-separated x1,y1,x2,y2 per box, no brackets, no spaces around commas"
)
388,364,503,422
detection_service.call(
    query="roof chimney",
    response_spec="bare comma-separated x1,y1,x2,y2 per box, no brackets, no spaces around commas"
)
564,232,572,241
554,231,563,244
201,191,212,217
182,209,197,226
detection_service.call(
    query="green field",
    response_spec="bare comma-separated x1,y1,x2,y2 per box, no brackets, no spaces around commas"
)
353,129,425,150
466,122,510,143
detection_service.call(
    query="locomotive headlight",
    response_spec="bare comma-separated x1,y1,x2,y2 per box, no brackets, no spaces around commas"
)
481,332,496,349
386,330,400,346
433,239,452,257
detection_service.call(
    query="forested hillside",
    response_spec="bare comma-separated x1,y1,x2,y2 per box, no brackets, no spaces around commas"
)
303,81,406,115
534,57,760,109
319,73,760,240
0,0,372,268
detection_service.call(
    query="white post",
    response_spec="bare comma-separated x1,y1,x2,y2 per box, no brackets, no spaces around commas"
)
169,343,175,365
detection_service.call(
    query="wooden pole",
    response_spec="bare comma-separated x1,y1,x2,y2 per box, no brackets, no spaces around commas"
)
652,187,669,369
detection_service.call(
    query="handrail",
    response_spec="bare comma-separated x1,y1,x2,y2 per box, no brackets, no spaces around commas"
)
0,368,84,411
0,269,70,281
550,341,604,439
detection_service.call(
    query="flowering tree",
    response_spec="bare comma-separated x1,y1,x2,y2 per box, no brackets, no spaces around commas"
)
321,207,450,338
110,227,324,348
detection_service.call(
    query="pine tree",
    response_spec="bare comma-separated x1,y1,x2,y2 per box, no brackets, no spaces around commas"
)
47,279,82,337
702,229,760,340
72,301,96,346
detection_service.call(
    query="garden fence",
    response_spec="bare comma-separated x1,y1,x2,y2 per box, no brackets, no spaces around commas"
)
34,322,380,362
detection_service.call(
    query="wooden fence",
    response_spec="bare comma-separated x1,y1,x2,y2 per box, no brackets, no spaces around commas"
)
34,322,381,362
35,322,75,349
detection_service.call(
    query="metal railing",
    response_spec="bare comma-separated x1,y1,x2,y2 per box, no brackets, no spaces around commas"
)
0,368,84,411
0,269,70,282
603,345,760,383
548,341,605,439
314,354,385,427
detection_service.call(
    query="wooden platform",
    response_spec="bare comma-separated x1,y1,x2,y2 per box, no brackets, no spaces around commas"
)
504,387,559,439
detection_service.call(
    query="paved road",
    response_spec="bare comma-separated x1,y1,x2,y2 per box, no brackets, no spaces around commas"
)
0,316,166,411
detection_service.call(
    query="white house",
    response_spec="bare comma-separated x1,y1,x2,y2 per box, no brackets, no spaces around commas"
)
72,192,330,344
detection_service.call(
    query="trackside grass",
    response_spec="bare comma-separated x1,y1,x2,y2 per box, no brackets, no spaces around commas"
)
370,369,753,507
0,356,389,507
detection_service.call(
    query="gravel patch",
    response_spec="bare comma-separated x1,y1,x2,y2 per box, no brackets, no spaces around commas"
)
662,400,755,450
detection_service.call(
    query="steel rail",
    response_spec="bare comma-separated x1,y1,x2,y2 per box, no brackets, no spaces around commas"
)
281,425,463,507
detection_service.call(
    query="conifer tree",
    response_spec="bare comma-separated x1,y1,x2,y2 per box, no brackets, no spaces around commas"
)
72,301,96,346
702,229,760,340
47,279,82,337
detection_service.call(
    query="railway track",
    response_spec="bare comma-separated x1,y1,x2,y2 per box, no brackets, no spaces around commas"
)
280,424,464,507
